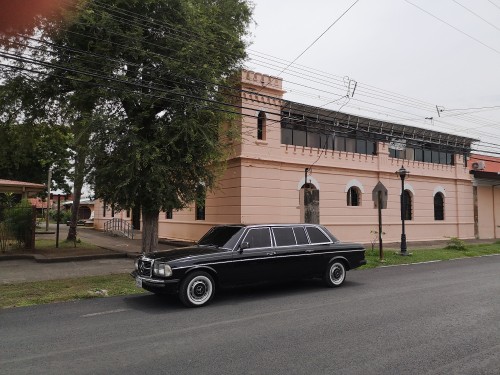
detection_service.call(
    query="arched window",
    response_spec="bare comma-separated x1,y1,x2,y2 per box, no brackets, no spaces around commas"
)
257,111,266,140
347,187,361,206
403,190,413,220
434,193,444,220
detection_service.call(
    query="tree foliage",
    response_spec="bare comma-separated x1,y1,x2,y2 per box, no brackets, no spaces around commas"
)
1,0,253,252
0,76,72,191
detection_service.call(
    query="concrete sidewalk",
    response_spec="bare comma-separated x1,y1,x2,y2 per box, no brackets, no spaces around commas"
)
36,223,176,257
0,224,178,284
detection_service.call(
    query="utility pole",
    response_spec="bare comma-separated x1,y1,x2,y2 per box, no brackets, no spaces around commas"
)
45,168,52,232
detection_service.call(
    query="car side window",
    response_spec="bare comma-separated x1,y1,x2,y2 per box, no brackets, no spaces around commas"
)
306,226,330,244
293,226,309,245
243,228,272,249
272,227,296,247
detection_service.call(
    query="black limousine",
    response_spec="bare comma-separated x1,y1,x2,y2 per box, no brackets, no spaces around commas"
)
132,224,366,307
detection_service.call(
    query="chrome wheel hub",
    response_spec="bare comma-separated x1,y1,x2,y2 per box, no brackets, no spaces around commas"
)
187,276,212,304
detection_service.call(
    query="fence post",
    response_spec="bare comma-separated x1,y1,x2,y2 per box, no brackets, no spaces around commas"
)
27,205,36,250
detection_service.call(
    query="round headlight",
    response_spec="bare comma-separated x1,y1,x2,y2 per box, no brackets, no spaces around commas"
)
164,264,172,277
153,262,172,277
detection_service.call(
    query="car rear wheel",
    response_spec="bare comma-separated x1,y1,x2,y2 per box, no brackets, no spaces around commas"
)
324,261,346,287
179,271,215,307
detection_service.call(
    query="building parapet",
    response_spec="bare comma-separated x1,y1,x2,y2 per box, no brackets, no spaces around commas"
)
241,70,285,96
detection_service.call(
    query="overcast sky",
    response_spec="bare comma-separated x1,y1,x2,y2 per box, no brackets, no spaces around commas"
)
245,0,500,153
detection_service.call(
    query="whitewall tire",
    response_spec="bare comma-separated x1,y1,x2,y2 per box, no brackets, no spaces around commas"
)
179,271,215,307
324,261,346,287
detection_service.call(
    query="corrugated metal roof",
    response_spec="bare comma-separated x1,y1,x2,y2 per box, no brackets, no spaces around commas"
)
282,101,479,149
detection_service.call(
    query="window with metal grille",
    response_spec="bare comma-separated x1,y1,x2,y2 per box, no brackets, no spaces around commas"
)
403,190,413,220
347,187,361,206
195,203,205,221
257,111,266,140
434,193,444,220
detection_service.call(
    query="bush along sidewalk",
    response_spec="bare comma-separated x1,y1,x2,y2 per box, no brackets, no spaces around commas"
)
0,200,35,252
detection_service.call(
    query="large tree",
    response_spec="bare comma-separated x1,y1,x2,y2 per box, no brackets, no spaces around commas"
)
1,0,252,249
85,0,252,252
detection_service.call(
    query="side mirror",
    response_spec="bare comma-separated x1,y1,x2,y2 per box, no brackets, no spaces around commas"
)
240,242,249,252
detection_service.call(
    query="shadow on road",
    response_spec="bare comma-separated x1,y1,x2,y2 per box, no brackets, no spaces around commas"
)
122,278,364,312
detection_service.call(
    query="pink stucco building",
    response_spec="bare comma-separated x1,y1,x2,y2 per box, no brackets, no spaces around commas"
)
469,154,500,239
95,70,482,244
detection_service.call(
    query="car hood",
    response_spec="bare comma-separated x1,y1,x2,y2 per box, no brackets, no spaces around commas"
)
144,246,227,262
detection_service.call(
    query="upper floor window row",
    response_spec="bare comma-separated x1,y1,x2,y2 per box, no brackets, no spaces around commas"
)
281,124,377,156
389,147,454,165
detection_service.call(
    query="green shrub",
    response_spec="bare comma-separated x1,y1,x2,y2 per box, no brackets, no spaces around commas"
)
49,209,72,223
446,237,467,251
0,222,9,252
3,200,33,248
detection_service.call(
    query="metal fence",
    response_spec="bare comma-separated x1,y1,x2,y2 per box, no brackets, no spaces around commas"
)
104,218,134,239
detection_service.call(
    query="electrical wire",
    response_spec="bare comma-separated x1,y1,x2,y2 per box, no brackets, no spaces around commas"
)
58,0,499,131
451,0,500,33
487,0,500,11
404,0,500,55
39,0,500,139
3,1,500,152
257,0,360,94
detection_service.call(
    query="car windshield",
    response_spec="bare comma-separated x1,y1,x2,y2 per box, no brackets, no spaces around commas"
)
198,226,244,249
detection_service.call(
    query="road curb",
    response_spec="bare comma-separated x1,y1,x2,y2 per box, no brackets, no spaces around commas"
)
377,253,500,268
35,252,129,263
0,252,130,263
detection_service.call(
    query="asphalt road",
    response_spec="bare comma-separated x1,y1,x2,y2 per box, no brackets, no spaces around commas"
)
1,256,499,375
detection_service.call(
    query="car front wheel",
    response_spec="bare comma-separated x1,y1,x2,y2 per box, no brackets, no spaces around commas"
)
179,271,215,307
324,261,346,287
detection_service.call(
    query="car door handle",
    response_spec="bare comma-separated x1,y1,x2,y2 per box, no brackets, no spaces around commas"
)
266,251,276,256
305,249,314,253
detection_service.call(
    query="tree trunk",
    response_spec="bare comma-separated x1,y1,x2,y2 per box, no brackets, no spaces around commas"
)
67,114,92,242
67,150,85,241
141,209,159,254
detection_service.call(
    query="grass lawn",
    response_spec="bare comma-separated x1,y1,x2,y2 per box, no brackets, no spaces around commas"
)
1,239,117,258
0,274,145,309
362,242,500,269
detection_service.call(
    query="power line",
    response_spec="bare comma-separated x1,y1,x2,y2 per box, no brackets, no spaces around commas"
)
444,104,500,112
274,0,359,77
2,58,480,156
487,0,500,11
404,0,500,56
43,0,500,140
3,42,495,148
57,0,500,137
451,0,500,33
3,1,500,150
257,0,359,93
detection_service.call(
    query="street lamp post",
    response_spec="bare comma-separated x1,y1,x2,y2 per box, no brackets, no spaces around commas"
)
396,166,409,256
51,192,66,248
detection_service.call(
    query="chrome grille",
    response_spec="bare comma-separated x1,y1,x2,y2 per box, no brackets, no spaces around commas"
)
138,259,153,277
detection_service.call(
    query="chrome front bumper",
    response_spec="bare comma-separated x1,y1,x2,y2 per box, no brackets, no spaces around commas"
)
131,271,180,293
